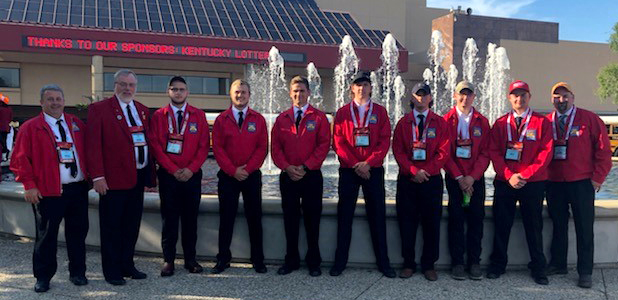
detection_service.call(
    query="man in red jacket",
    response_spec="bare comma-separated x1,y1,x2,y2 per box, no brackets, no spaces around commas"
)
86,69,154,285
393,83,450,281
10,84,89,292
443,81,491,280
545,82,612,288
271,76,331,277
0,94,12,161
211,79,268,274
486,80,552,285
330,72,396,278
149,76,210,277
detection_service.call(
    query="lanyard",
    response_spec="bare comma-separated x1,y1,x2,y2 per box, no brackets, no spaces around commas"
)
411,112,430,142
167,109,190,135
350,101,374,128
457,108,473,139
506,108,532,142
552,107,577,141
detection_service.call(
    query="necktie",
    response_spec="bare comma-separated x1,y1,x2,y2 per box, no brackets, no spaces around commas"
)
126,104,145,164
558,115,567,136
238,111,244,128
57,120,78,177
177,110,183,132
515,116,523,134
295,110,302,129
417,114,425,137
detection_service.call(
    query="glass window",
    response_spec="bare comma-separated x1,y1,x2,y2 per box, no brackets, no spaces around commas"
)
136,74,153,92
185,76,204,94
103,73,114,91
103,73,229,95
151,75,170,92
613,126,618,135
0,68,20,88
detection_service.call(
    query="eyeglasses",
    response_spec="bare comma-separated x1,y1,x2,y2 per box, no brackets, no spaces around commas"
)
115,82,136,88
169,88,187,93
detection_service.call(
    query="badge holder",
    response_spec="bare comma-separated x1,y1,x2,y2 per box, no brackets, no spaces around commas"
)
354,127,370,147
412,141,427,161
130,126,147,146
505,141,523,161
166,133,184,154
57,141,76,163
553,139,567,160
456,139,472,159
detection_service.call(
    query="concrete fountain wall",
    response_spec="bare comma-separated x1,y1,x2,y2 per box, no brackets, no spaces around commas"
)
1,181,617,268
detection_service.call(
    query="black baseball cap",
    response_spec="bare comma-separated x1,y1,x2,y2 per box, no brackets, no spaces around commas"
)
352,72,371,84
412,82,431,95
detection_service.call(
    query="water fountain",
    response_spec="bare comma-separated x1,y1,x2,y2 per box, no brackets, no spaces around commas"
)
306,62,324,110
333,35,359,112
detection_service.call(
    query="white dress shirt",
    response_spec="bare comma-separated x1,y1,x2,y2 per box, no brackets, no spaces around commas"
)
117,97,148,170
293,103,309,118
232,106,249,124
456,107,473,139
170,102,188,129
43,113,84,184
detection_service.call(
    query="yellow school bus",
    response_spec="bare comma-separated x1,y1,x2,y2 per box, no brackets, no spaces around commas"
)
600,116,618,157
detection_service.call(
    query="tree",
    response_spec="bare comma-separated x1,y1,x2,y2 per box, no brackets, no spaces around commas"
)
597,22,618,103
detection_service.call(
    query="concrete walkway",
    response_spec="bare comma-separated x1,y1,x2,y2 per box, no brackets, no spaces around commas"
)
0,235,617,300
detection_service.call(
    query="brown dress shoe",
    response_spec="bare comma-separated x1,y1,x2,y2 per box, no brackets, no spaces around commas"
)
160,262,175,277
423,270,438,281
399,268,415,278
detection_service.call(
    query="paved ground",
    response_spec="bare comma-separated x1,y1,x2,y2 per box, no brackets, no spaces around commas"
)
0,235,617,300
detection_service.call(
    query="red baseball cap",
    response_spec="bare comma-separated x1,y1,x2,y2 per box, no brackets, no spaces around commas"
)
509,80,530,94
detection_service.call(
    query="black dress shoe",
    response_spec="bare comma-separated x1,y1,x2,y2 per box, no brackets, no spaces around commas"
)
380,268,397,278
184,261,203,274
69,275,89,286
546,265,568,275
161,262,175,277
211,261,230,274
329,267,344,277
106,278,126,286
34,280,50,293
123,269,147,280
277,264,299,275
533,274,549,285
308,267,322,277
253,263,268,273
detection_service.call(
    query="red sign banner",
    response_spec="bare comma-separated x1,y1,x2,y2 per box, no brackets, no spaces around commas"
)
22,36,298,61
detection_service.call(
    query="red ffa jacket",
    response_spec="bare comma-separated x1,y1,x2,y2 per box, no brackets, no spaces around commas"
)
212,107,268,176
489,111,553,182
333,101,391,168
149,104,210,175
0,105,12,132
546,107,612,183
86,95,155,190
10,113,88,197
271,105,331,170
443,107,491,180
392,110,451,176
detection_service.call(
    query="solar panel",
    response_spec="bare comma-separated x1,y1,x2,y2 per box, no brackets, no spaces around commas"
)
2,0,398,49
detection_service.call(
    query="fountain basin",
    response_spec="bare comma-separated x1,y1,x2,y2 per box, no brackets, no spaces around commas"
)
2,181,618,268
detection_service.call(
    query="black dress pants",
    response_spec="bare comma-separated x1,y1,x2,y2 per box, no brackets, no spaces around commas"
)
32,181,89,281
546,179,595,275
488,180,547,275
216,170,264,265
446,176,486,267
158,169,203,263
280,169,323,268
99,168,147,280
396,174,443,271
333,167,391,271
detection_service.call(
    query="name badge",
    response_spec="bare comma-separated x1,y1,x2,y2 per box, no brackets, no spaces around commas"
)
354,127,370,147
130,126,147,146
505,141,523,161
166,133,184,154
553,139,567,160
412,141,426,161
456,139,472,159
57,141,75,163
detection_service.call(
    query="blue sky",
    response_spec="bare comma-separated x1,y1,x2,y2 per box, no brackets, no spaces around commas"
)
427,0,617,43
